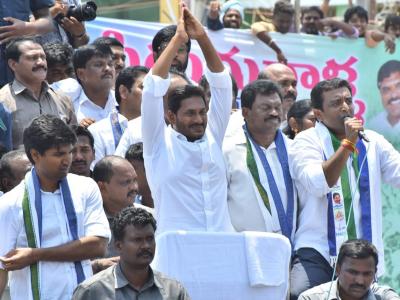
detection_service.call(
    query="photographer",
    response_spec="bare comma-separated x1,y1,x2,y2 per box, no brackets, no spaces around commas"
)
41,0,97,48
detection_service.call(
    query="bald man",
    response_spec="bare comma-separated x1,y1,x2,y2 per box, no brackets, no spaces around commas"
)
0,150,32,194
258,63,298,122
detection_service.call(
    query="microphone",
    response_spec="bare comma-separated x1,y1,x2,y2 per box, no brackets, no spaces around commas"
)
343,116,370,142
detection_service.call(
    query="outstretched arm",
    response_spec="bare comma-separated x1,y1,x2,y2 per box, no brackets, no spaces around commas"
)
0,7,53,44
255,31,287,64
318,18,358,37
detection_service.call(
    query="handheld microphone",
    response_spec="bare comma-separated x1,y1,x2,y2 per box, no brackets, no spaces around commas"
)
343,116,370,143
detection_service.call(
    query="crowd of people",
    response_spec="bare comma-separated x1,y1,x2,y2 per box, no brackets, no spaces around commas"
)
0,0,400,299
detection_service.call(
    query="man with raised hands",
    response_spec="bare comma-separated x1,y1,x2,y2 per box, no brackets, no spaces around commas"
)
141,3,233,234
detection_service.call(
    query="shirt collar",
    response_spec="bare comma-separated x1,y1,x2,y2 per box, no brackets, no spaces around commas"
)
114,263,157,292
78,89,116,108
11,79,49,96
330,280,375,300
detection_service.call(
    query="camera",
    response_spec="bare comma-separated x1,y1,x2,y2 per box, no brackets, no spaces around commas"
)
55,1,97,23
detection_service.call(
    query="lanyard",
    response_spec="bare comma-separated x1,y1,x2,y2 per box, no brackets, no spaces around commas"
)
243,126,295,241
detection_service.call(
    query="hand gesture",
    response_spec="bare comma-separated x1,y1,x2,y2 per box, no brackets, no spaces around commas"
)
383,34,396,54
276,51,288,65
344,117,363,144
208,1,221,20
79,117,96,128
0,17,30,44
0,248,36,271
60,16,85,38
182,2,206,40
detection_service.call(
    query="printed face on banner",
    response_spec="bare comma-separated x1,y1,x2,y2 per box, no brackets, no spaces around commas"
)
378,71,400,126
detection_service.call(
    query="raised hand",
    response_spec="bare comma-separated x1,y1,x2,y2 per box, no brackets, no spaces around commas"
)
344,117,363,144
182,3,206,41
208,1,221,20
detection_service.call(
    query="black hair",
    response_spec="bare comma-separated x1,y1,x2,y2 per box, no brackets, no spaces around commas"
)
92,36,124,49
115,66,149,104
125,142,143,162
337,239,378,271
112,206,157,241
284,99,313,139
377,60,400,87
93,155,127,183
0,150,28,179
42,42,74,69
167,85,206,114
73,43,113,70
333,192,340,198
5,37,39,62
23,115,77,164
384,14,400,32
273,1,295,16
241,80,283,109
310,78,352,110
344,6,368,23
70,125,95,150
151,25,191,55
301,6,324,19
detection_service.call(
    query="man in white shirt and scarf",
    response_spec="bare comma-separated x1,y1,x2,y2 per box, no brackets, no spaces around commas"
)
0,114,110,300
289,78,400,299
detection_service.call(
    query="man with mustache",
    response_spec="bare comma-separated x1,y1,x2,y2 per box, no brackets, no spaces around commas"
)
91,156,153,273
152,24,191,73
223,80,297,244
299,239,400,300
258,63,297,124
73,207,190,299
142,3,234,234
70,125,95,177
289,78,400,299
369,60,400,142
0,37,76,149
69,43,117,127
206,0,244,31
92,37,126,88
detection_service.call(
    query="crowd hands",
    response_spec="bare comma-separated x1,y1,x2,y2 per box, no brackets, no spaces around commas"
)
0,0,400,300
207,0,400,63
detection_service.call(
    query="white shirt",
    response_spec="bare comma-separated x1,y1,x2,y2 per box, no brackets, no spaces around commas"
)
368,110,400,143
51,78,117,122
141,68,234,234
72,88,117,123
289,122,400,275
223,129,297,240
114,116,142,158
88,113,128,165
0,174,111,300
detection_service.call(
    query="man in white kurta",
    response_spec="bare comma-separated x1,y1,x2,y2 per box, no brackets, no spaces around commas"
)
141,6,233,234
289,78,400,299
223,79,297,242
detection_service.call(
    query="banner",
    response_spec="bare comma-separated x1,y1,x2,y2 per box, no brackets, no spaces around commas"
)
87,17,400,289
